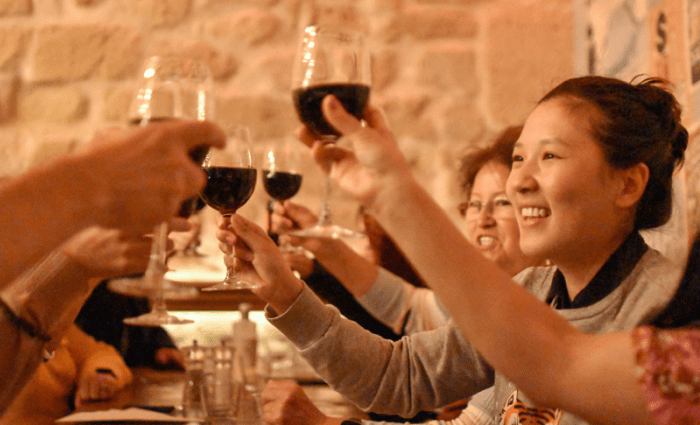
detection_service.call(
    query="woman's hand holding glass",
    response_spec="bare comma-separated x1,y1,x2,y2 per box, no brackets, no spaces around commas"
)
296,96,415,215
216,214,303,315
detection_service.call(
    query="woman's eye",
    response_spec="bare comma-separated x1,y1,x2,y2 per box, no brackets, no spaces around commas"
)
512,155,523,162
543,152,557,159
495,199,511,207
467,201,482,211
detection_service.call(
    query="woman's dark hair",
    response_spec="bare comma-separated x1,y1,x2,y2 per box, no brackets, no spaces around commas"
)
539,75,688,230
458,125,523,199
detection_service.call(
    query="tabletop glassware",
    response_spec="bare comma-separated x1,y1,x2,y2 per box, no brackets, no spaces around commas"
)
289,25,371,239
199,125,258,291
110,55,214,326
262,138,304,252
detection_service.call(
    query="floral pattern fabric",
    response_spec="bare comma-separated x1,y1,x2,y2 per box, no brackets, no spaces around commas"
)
634,326,700,425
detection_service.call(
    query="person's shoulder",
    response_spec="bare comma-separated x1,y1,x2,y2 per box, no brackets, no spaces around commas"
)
514,265,558,300
633,247,682,287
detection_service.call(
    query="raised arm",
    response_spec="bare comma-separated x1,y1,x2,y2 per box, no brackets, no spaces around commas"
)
294,95,652,425
0,120,224,287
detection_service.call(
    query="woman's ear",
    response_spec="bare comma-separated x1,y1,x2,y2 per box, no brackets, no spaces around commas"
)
615,162,649,209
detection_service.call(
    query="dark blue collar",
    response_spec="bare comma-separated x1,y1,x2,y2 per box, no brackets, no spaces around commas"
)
546,232,648,309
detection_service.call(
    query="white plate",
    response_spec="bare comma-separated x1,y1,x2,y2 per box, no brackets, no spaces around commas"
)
57,407,189,423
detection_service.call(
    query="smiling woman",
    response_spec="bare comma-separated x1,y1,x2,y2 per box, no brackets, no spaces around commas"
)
216,75,689,425
459,125,544,278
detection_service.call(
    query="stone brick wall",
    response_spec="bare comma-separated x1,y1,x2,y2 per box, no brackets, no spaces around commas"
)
0,0,575,231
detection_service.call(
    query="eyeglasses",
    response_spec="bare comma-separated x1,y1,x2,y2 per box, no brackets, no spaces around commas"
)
459,196,515,220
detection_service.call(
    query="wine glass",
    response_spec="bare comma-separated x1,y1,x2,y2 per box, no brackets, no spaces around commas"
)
199,125,258,291
110,55,214,326
289,25,371,239
262,139,304,252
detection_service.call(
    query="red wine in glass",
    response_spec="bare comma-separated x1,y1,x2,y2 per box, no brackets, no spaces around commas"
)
200,167,257,215
263,170,302,202
290,26,371,239
293,83,370,138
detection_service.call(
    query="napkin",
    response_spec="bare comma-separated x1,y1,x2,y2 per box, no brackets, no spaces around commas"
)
56,407,189,423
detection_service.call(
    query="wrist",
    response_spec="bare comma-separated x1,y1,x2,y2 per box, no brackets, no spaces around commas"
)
266,276,305,315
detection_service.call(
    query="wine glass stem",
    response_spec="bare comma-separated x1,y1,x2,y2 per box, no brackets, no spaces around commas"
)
223,214,237,283
318,174,332,226
145,222,168,288
144,222,168,314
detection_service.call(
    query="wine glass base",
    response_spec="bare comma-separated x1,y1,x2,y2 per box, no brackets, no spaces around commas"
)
201,281,260,291
123,312,194,326
108,277,198,300
288,224,360,239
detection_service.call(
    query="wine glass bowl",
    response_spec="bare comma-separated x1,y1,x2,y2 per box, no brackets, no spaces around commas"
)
199,125,258,291
111,55,214,326
262,139,304,252
289,25,371,239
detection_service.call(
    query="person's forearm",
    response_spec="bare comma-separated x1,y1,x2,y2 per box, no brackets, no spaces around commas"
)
312,239,378,297
367,180,653,424
1,250,96,345
0,154,98,287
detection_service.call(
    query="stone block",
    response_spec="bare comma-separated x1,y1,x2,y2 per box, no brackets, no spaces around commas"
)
0,0,31,16
148,40,238,81
24,136,79,170
19,86,88,123
0,73,18,124
205,10,282,46
485,2,574,126
442,101,486,146
416,0,487,4
382,6,477,41
0,26,29,70
372,49,399,92
76,0,105,6
376,93,437,141
203,0,279,7
417,44,478,94
251,48,296,92
309,3,367,32
28,25,109,82
100,27,144,80
103,85,136,123
216,94,297,140
0,130,23,175
125,0,193,29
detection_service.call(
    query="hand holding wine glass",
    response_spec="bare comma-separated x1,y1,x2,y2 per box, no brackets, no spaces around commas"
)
110,55,214,326
262,139,304,252
199,125,258,291
289,25,371,239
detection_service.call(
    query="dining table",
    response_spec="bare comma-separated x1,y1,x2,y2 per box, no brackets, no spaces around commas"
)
69,366,367,424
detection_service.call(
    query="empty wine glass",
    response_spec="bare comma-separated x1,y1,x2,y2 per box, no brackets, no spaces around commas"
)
289,25,371,239
110,55,214,326
262,138,304,252
199,125,258,291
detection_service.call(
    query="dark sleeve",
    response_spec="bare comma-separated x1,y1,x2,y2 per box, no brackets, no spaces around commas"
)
75,280,177,368
304,260,401,341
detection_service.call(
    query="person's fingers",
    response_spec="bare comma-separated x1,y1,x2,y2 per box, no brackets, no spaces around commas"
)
216,227,237,246
362,104,391,133
148,120,226,150
283,201,318,227
295,126,318,148
229,214,275,252
168,217,192,233
321,95,364,136
218,240,233,255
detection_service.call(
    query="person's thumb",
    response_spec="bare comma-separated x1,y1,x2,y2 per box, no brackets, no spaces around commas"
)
321,95,364,136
